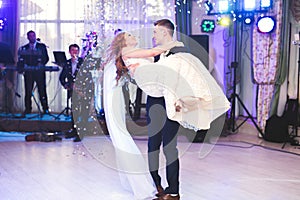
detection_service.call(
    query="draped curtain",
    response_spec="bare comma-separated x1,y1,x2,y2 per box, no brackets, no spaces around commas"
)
252,0,284,132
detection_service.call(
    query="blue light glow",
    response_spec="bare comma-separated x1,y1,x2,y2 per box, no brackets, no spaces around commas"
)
261,0,272,8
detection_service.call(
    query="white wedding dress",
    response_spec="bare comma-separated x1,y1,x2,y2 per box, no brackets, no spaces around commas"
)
103,61,156,200
129,53,231,131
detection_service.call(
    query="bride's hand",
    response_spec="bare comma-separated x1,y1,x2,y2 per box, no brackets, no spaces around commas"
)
127,63,140,74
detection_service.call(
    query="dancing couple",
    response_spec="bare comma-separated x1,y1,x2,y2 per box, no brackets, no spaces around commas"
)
102,19,230,200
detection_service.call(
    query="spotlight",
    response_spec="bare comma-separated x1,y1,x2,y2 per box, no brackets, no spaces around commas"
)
201,19,215,33
204,1,214,14
0,1,2,9
243,0,256,11
261,0,272,9
244,15,254,25
217,16,231,27
257,16,276,33
218,0,229,13
0,18,6,31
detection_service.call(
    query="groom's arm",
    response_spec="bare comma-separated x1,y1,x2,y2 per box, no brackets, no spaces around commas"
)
122,41,184,59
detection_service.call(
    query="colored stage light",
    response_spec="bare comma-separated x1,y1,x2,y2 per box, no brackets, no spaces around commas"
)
217,16,231,27
257,16,276,33
201,19,215,33
243,0,256,11
218,0,229,13
0,1,2,9
0,18,6,31
261,0,272,9
244,15,254,25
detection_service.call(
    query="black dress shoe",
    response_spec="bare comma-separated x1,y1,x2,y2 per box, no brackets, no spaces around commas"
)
153,194,180,200
73,135,81,142
43,109,50,114
65,129,78,139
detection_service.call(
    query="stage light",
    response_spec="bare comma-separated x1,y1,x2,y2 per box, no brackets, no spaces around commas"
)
218,0,229,13
0,18,6,31
0,1,2,9
201,19,215,33
261,0,272,9
204,1,214,14
243,0,256,11
257,16,276,33
217,16,231,27
244,15,254,25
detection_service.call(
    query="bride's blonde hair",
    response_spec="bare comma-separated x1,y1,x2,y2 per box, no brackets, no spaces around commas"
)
104,32,128,82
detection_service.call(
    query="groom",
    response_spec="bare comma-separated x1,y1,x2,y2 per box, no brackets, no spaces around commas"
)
147,19,186,200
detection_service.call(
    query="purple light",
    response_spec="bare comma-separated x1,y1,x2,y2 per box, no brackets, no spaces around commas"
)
0,18,6,31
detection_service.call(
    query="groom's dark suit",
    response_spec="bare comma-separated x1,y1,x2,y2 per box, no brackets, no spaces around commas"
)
146,46,189,195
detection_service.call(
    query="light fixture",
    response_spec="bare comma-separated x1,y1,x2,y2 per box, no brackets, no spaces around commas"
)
204,1,214,14
201,19,215,33
0,18,6,31
261,0,272,9
244,15,255,25
257,16,276,33
218,0,229,13
217,16,231,27
243,0,256,11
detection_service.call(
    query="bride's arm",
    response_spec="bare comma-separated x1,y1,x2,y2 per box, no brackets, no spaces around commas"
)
122,41,184,59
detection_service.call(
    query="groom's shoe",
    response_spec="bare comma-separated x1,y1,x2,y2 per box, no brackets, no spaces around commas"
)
153,194,180,200
155,185,164,197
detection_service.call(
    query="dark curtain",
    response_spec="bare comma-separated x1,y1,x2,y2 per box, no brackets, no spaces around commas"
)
0,0,18,113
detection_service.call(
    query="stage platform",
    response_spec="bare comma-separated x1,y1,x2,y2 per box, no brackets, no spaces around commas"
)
0,112,73,133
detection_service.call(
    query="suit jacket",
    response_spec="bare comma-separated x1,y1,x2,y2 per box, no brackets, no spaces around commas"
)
59,57,83,90
20,42,49,66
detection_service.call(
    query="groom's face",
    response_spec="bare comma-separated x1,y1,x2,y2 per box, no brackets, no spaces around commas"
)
153,25,166,45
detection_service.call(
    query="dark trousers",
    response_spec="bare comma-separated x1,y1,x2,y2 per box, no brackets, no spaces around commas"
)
146,96,180,194
24,71,48,112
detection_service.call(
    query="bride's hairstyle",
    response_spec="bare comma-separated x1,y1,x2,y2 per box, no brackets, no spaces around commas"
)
105,32,128,82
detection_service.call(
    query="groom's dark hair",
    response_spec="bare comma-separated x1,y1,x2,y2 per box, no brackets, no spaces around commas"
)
154,19,175,36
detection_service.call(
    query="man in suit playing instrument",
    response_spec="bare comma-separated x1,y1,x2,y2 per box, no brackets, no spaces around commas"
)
18,30,50,115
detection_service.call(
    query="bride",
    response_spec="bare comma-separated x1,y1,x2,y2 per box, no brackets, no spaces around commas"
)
102,32,180,199
117,31,230,131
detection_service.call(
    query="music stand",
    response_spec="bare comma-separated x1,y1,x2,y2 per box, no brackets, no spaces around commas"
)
53,51,67,67
53,51,71,120
55,90,72,120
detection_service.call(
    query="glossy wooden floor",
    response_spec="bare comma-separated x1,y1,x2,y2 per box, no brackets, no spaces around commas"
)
0,118,300,200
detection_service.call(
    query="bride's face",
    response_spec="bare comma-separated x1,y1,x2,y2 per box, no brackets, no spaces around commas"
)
124,33,137,47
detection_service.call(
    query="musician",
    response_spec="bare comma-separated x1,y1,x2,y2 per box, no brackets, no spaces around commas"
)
18,30,50,115
59,44,83,142
59,44,83,99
